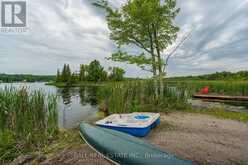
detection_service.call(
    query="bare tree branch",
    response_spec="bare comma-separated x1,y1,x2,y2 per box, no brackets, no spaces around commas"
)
163,28,195,72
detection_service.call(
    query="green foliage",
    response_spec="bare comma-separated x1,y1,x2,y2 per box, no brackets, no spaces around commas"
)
56,69,61,82
87,60,107,82
97,79,248,115
109,67,125,81
55,60,125,84
0,74,55,83
79,64,88,81
61,64,72,83
70,72,78,84
0,88,58,163
95,0,180,76
168,71,248,81
101,80,188,114
186,108,248,122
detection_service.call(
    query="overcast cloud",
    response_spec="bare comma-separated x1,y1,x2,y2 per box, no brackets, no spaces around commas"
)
0,0,247,77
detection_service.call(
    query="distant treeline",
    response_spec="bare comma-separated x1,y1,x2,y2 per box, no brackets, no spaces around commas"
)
168,71,248,81
0,74,55,83
56,60,125,83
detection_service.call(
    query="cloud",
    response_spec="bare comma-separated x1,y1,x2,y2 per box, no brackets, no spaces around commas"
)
167,0,248,76
0,0,247,77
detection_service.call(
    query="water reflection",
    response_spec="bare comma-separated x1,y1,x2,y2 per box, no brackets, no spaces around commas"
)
57,86,101,129
58,86,99,106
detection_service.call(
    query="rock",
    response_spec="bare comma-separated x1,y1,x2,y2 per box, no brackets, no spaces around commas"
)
36,154,47,162
10,154,36,165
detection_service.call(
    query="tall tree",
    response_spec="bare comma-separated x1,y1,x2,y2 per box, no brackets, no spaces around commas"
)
66,64,71,82
56,69,61,82
61,64,71,82
79,64,87,81
87,60,106,82
70,72,78,84
61,64,67,82
94,0,180,77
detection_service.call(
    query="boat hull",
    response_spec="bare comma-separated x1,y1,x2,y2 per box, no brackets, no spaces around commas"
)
80,123,196,165
96,113,160,137
98,118,160,137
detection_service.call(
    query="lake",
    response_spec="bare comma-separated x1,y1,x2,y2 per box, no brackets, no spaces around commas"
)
0,82,101,129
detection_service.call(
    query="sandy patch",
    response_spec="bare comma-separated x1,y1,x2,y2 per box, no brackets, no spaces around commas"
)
145,112,248,165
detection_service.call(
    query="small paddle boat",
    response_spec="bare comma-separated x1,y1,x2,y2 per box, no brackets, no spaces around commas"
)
96,112,160,137
80,123,196,165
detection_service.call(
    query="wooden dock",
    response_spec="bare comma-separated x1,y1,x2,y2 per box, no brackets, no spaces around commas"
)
193,94,248,101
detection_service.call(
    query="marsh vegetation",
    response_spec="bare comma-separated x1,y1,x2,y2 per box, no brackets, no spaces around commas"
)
0,87,58,163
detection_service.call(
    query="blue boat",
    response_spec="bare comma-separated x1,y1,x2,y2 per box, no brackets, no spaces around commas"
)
96,112,160,137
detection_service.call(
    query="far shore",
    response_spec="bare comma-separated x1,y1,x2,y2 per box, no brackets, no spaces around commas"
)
45,82,110,87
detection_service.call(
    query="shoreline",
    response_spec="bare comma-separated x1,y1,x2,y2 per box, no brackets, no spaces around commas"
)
45,82,110,87
11,111,248,165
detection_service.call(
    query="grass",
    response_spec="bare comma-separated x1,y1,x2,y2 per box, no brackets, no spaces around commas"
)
167,80,248,96
101,80,188,114
0,87,58,163
185,108,248,122
41,129,84,156
233,160,248,165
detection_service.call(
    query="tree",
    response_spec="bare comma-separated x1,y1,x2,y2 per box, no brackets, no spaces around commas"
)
94,0,180,77
61,64,67,82
110,67,125,81
61,64,71,82
87,60,106,82
100,70,108,82
79,64,87,81
70,72,78,84
56,69,61,82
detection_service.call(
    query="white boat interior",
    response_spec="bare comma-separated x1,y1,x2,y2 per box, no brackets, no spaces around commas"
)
96,112,160,128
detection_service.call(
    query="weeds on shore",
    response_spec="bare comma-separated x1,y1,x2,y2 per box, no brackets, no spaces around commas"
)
0,87,58,163
99,80,188,114
185,107,248,122
168,80,248,96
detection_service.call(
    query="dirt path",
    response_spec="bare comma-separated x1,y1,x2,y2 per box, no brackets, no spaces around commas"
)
41,112,248,165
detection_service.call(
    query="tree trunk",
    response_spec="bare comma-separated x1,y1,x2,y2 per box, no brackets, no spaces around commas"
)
152,24,163,77
148,25,157,76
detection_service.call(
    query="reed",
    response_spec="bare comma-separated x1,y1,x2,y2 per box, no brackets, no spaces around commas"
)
170,81,248,96
0,87,58,162
99,80,248,114
102,80,188,114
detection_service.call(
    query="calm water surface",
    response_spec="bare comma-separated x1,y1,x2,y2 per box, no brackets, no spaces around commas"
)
0,82,100,129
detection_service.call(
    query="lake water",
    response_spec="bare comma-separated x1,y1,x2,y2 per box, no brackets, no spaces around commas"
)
0,82,101,129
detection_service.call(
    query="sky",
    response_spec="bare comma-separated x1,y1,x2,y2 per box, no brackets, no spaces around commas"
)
0,0,248,77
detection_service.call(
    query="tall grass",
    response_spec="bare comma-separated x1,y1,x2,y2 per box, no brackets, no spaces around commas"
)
168,81,248,96
0,87,58,163
100,80,188,114
98,80,248,114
